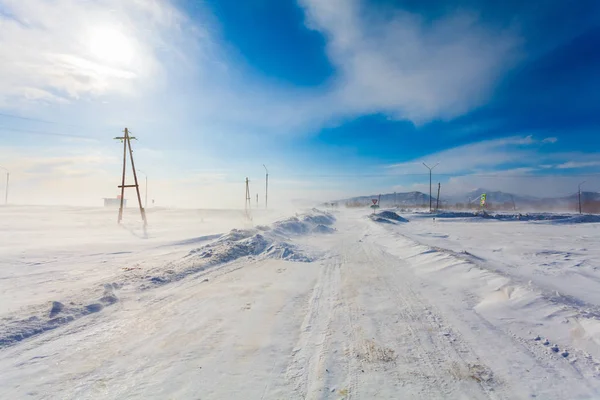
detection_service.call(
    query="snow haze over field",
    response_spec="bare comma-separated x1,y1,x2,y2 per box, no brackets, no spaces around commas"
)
2,205,600,399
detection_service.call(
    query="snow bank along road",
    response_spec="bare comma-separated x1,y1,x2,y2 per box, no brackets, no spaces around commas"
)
1,207,600,399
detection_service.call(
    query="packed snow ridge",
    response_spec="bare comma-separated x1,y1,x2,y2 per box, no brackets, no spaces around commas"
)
410,210,600,223
185,208,336,268
369,210,409,224
0,209,336,349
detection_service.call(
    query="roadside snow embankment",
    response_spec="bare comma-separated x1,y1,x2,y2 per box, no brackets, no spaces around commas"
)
0,209,336,349
415,210,600,224
371,226,600,380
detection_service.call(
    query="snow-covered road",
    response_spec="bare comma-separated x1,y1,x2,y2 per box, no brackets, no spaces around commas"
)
2,207,600,399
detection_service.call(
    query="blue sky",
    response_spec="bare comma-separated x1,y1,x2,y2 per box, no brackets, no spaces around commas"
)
0,0,599,207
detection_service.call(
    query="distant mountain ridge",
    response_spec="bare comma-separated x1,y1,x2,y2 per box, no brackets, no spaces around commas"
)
340,191,432,207
337,188,600,211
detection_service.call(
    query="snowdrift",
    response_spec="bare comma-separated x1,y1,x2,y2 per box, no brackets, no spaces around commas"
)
374,230,600,373
0,209,336,349
369,210,409,224
544,214,600,224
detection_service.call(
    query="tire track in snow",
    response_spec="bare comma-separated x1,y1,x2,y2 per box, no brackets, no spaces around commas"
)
285,256,342,399
344,242,459,398
328,223,507,399
366,244,504,399
338,243,362,400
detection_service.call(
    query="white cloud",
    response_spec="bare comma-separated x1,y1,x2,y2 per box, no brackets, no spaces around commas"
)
0,0,194,106
513,135,535,145
300,0,522,123
386,136,539,174
1,0,525,134
542,137,558,144
556,161,600,169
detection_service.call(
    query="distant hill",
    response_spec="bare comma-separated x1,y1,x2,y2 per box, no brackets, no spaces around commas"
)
337,188,600,212
339,191,431,207
445,188,537,208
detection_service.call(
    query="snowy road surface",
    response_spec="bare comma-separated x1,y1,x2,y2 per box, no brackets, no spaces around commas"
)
2,207,600,399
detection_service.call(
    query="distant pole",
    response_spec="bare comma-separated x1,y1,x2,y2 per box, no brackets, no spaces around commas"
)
0,166,8,205
579,181,586,214
263,164,268,209
256,193,259,207
422,162,439,212
436,183,441,212
245,177,252,219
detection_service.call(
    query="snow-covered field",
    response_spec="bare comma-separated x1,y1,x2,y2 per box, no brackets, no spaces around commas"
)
2,205,600,399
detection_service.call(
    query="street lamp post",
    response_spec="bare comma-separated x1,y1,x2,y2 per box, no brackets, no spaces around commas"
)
578,181,586,214
138,170,148,209
0,165,9,205
422,162,439,213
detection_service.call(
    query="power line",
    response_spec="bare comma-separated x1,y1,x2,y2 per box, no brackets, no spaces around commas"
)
0,111,116,132
0,112,68,126
0,126,98,140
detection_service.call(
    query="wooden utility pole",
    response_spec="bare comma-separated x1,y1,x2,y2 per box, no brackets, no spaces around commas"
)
436,183,441,212
245,177,252,219
114,128,147,227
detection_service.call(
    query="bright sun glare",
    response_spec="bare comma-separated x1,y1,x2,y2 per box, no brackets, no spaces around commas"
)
89,27,134,66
